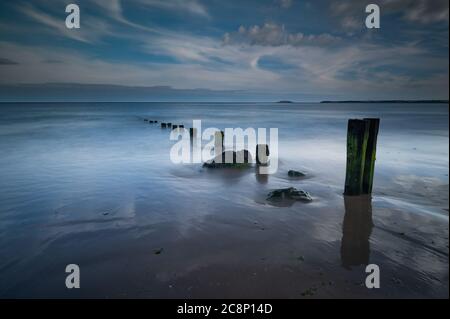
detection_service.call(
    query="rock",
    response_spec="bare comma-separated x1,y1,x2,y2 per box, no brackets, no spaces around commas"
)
154,248,163,255
203,150,252,169
288,170,306,177
267,187,312,202
301,287,316,297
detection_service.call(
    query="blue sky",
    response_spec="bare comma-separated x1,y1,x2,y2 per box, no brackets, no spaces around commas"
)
0,0,448,101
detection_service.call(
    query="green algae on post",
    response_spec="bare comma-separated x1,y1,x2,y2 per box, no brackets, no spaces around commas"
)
344,119,369,195
362,118,380,194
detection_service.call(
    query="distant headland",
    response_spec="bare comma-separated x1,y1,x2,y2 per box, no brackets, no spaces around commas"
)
320,100,449,104
276,100,294,103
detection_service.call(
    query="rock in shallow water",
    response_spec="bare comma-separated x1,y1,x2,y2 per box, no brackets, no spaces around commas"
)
288,170,306,177
267,187,312,202
203,150,252,169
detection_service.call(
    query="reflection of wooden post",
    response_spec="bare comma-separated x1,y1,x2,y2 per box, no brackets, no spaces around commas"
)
362,118,379,194
341,195,373,268
256,144,270,165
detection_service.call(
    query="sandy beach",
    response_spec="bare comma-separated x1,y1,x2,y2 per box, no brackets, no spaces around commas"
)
0,102,447,298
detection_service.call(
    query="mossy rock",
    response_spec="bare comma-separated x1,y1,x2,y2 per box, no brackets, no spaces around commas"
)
267,187,312,202
203,150,252,169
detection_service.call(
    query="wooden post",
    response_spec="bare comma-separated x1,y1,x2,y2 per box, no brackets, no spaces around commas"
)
214,131,224,157
161,123,167,128
362,118,379,194
256,144,270,165
167,123,172,128
344,118,380,195
189,128,197,144
190,127,198,136
344,119,369,195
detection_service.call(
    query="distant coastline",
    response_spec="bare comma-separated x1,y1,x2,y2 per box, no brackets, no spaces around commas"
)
276,100,294,103
320,100,449,104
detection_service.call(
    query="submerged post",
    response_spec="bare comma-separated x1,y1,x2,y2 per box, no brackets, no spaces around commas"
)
344,118,380,195
256,144,270,165
362,118,379,194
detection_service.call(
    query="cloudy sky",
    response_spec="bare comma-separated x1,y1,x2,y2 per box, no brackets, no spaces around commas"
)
0,0,448,101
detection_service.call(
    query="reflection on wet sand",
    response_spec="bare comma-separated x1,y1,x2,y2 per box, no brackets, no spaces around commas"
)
255,167,269,184
341,195,374,269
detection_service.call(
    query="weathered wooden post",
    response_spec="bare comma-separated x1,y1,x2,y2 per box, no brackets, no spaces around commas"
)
344,119,369,195
344,118,379,195
214,131,224,158
362,118,379,194
189,128,197,140
256,144,270,165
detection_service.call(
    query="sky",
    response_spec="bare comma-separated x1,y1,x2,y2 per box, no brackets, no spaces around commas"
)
0,0,448,101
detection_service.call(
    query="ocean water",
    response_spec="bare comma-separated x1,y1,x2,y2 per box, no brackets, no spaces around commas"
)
0,102,448,298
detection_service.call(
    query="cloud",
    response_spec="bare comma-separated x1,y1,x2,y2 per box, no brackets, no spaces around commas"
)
403,0,449,24
223,23,341,47
0,58,19,65
18,2,112,43
134,0,209,18
90,0,161,33
19,3,89,43
277,0,293,9
0,1,448,100
330,0,449,30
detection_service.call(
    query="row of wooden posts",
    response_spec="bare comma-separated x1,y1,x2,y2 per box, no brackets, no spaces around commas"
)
144,117,380,196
